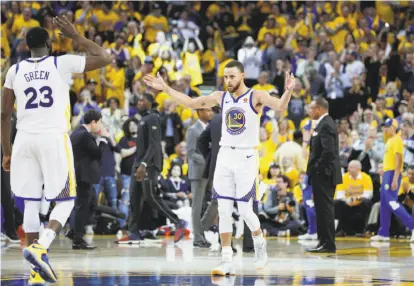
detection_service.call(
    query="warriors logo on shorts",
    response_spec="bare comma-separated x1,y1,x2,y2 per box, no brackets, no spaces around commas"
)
225,107,246,135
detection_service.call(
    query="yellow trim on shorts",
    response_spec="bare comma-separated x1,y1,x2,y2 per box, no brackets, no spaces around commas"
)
65,103,71,131
64,133,76,197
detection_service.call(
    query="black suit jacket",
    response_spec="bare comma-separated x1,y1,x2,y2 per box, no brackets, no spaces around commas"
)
197,114,222,181
306,114,342,186
70,126,103,184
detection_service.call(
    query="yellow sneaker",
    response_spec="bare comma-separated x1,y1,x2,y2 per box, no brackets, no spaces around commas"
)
23,240,57,283
28,266,45,285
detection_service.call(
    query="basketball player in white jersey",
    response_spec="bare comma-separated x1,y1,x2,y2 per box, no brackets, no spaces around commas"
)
1,16,112,284
144,61,295,275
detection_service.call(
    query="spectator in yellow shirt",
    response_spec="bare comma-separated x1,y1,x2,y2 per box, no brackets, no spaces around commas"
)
106,59,126,108
182,37,204,87
335,160,373,236
143,3,169,44
11,7,39,39
252,71,277,93
95,2,119,32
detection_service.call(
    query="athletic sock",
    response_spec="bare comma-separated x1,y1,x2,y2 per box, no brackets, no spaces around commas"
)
38,229,56,249
253,232,264,247
222,246,233,262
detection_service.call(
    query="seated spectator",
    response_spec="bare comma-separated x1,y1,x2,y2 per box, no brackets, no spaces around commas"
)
160,164,191,209
259,175,302,237
335,160,373,236
399,165,414,241
294,173,317,240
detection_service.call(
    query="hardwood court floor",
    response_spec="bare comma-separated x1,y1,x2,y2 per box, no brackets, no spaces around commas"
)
1,235,414,285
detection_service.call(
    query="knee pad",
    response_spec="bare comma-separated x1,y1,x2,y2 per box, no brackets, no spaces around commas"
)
23,201,41,233
49,199,75,227
218,199,233,233
237,200,260,232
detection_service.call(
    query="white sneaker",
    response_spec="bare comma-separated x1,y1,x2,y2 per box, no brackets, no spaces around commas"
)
254,239,268,269
298,233,318,240
410,230,414,243
211,261,236,276
370,235,390,241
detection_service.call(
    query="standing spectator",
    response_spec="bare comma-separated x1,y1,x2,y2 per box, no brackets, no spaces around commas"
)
261,33,277,78
143,3,169,45
182,36,204,87
101,97,123,139
335,161,373,236
402,119,414,168
177,10,200,39
186,107,213,248
117,118,138,230
160,100,184,156
237,36,262,87
70,110,105,250
118,94,187,244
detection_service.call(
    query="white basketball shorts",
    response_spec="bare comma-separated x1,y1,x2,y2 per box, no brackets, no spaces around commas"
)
212,146,259,202
10,131,76,201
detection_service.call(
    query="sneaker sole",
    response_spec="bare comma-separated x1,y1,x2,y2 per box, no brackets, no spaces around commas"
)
23,248,57,283
211,269,236,276
4,234,20,244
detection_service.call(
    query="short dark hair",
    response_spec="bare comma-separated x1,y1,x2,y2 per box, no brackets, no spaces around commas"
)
224,60,244,73
277,174,291,188
314,96,329,110
83,110,102,124
26,27,50,49
122,118,138,138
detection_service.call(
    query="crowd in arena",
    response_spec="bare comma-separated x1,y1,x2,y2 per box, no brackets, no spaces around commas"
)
1,1,414,243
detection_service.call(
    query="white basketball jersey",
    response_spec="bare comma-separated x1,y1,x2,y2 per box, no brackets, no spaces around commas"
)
4,55,86,133
220,89,260,148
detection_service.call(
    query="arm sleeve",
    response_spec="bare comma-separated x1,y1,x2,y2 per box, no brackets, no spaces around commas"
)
4,65,16,89
81,133,102,160
317,123,336,169
186,127,205,164
197,124,212,159
141,115,161,164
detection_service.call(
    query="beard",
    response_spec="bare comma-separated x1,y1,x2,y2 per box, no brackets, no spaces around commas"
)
227,80,242,93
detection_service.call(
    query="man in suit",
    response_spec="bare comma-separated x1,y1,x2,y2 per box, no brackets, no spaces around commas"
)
197,108,255,252
70,110,105,250
186,108,213,248
306,97,342,253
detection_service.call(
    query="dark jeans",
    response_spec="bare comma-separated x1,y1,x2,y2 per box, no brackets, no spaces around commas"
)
1,167,17,233
129,167,179,235
73,182,95,241
335,199,371,234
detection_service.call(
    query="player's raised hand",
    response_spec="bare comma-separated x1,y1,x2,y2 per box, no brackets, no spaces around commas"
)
143,73,167,91
285,72,296,91
53,15,79,39
2,155,11,172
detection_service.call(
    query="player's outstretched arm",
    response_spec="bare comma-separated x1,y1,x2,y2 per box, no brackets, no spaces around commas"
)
53,15,112,71
257,72,296,111
144,74,221,108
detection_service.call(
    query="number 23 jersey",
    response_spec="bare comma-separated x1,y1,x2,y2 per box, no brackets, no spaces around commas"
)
219,88,260,148
4,55,86,133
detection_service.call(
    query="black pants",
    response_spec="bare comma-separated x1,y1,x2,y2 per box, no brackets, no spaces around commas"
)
335,199,370,234
311,174,336,250
74,182,94,241
129,167,179,235
1,167,17,234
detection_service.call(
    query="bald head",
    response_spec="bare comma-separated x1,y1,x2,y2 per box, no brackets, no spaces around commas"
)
348,160,362,178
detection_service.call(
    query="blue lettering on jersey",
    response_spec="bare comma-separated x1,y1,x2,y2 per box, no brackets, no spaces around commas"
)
225,107,246,135
24,71,50,82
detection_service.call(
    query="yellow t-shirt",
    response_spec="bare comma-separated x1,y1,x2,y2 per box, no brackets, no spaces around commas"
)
95,10,119,32
155,91,171,111
383,135,404,172
143,15,169,43
259,139,277,159
398,176,414,196
106,68,126,108
336,172,373,198
284,168,299,188
252,83,277,92
182,51,203,86
292,185,303,203
217,58,233,90
201,50,216,74
11,18,40,37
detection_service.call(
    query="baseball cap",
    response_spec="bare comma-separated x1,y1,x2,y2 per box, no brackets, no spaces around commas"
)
87,78,97,85
144,56,154,65
382,118,399,129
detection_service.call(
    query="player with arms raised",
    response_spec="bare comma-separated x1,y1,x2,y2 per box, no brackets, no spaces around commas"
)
144,60,295,276
1,16,112,284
